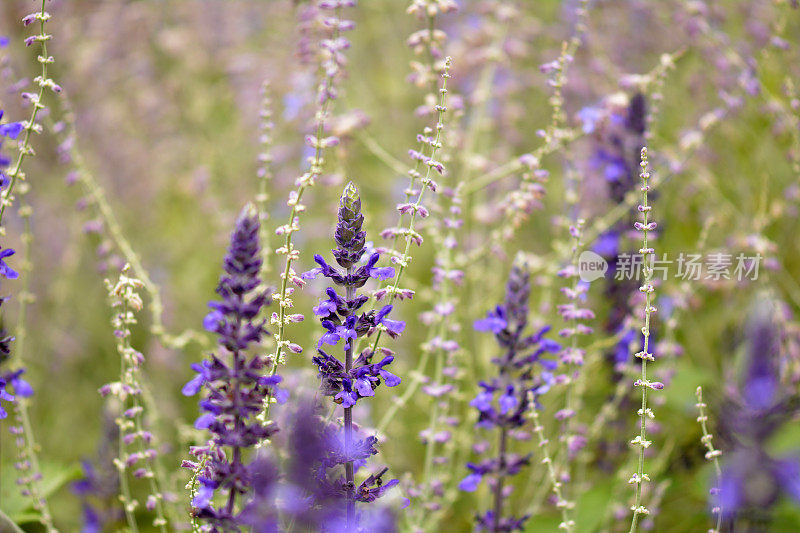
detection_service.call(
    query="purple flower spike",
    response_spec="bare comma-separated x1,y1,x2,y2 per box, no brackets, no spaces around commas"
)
308,182,403,527
184,204,284,529
461,259,558,531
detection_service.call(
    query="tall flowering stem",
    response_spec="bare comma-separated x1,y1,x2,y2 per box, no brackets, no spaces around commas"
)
628,147,663,532
0,1,61,229
1,101,54,530
371,57,451,351
304,182,403,527
379,0,454,263
269,0,354,385
695,386,723,533
256,81,274,279
374,60,455,434
182,204,284,529
459,258,560,532
99,267,168,532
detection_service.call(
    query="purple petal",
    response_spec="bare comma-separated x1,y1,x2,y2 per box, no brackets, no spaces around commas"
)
369,266,395,281
182,374,204,396
380,370,401,387
301,267,322,280
458,473,482,492
194,412,215,430
382,318,405,335
474,316,506,333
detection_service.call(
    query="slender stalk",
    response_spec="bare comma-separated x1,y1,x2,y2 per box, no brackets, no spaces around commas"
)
419,286,449,484
267,4,346,389
49,103,182,347
256,81,275,278
628,147,657,533
227,317,244,517
549,219,585,533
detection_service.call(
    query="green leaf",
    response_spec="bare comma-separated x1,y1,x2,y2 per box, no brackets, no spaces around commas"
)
0,509,25,533
0,459,82,524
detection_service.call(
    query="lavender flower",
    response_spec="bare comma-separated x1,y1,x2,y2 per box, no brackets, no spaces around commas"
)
0,110,23,138
460,257,559,531
0,376,12,419
304,182,402,528
0,3,61,227
0,247,19,279
0,109,24,188
183,204,285,529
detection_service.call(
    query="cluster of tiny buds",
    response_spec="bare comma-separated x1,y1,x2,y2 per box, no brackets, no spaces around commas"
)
405,0,456,95
406,0,458,18
501,156,549,235
538,0,590,132
316,0,355,105
556,219,594,367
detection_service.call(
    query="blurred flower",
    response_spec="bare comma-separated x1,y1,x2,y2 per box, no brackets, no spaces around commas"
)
716,299,800,528
460,258,559,530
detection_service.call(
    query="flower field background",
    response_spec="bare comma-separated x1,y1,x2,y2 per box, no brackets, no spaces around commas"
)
0,0,800,531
